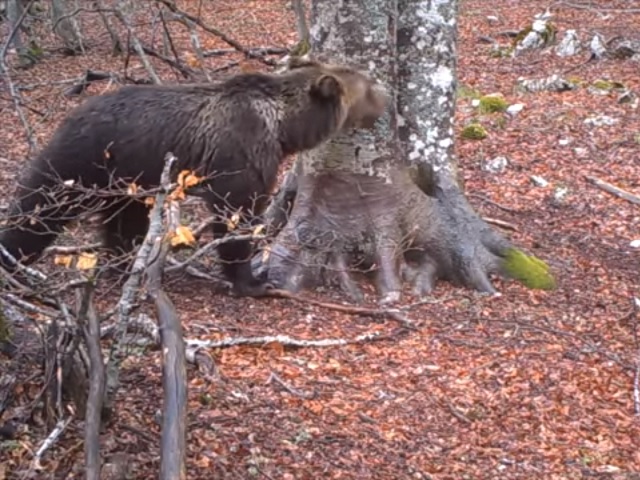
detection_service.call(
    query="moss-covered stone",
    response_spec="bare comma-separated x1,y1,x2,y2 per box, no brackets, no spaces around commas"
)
478,94,509,114
461,123,488,140
490,46,514,58
501,248,556,290
513,21,557,48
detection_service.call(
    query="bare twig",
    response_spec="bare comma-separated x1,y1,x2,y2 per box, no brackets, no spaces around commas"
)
585,175,640,206
266,371,315,399
165,233,266,274
483,216,518,231
0,0,38,152
44,243,102,255
113,1,162,84
156,0,277,66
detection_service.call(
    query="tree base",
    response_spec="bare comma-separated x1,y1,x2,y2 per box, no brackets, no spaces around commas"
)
258,166,526,304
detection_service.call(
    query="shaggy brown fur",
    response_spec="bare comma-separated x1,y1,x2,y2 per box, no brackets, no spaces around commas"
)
0,56,388,296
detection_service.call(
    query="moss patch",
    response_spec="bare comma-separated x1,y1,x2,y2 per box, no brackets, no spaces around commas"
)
457,84,482,100
592,79,625,91
478,94,508,114
501,248,556,290
461,123,488,140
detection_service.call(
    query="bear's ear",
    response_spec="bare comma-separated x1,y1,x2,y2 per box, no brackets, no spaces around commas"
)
310,75,343,99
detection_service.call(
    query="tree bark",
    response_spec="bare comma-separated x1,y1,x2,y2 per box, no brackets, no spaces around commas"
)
261,0,553,303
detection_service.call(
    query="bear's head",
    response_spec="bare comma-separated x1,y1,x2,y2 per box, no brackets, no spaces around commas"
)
285,55,389,130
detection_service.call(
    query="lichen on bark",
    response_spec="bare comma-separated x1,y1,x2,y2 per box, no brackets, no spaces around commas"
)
259,0,555,303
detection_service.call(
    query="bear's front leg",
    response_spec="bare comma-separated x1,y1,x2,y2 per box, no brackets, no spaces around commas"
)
217,239,273,297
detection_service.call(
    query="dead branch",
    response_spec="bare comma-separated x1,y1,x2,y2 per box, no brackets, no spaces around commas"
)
103,153,177,422
30,417,72,471
187,331,393,350
63,70,117,97
265,288,417,329
142,156,187,480
44,243,102,255
165,233,266,274
266,371,315,399
0,0,36,62
113,1,162,84
77,281,104,480
202,46,288,58
0,0,38,152
136,44,195,80
156,0,277,66
585,175,640,206
482,216,518,231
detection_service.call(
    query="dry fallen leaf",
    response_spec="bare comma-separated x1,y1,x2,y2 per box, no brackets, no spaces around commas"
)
170,225,196,247
76,252,98,270
54,254,73,268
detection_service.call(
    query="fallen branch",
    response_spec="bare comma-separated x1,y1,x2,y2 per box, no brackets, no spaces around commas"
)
266,288,417,329
483,216,518,232
31,417,73,471
585,175,640,206
187,331,389,350
266,371,315,399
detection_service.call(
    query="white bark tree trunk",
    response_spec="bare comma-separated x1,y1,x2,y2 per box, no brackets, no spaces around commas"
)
260,0,554,303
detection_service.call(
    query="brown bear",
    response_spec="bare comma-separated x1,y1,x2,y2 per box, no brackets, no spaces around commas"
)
0,55,388,296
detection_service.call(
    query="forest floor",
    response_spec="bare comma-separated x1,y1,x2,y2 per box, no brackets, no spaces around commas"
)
1,0,639,479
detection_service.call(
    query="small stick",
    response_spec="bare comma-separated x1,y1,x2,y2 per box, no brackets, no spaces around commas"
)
585,175,640,206
266,288,417,329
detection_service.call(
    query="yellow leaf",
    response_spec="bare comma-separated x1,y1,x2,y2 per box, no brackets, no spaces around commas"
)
76,252,97,270
144,197,155,207
170,226,196,247
169,187,186,201
177,170,203,189
185,52,201,68
54,255,73,268
252,224,265,235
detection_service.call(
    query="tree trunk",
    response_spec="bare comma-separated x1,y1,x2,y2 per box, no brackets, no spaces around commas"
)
261,0,554,303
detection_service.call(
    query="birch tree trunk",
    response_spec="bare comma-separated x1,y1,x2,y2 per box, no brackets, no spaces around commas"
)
262,0,554,303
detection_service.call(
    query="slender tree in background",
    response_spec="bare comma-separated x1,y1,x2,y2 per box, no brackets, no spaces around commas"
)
264,0,554,303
